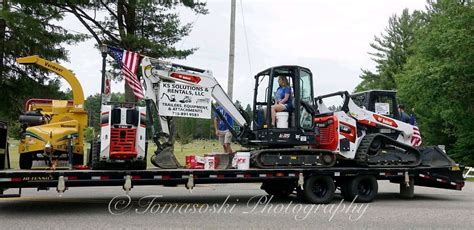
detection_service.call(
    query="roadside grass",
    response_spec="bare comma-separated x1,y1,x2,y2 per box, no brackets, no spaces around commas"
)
6,138,241,169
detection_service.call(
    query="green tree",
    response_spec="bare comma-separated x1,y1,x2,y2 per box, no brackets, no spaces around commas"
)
53,1,208,102
355,9,422,92
0,0,85,129
84,92,126,132
176,132,193,152
398,0,474,164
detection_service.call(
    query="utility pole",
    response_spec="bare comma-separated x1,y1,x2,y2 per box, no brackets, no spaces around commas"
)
227,0,236,100
0,0,8,81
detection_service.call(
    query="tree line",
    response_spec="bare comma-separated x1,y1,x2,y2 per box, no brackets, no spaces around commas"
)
1,1,472,165
355,0,474,165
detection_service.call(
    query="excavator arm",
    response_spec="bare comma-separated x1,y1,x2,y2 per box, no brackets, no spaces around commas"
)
140,57,249,168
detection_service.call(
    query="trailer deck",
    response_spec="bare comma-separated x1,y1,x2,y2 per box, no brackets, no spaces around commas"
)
0,165,465,198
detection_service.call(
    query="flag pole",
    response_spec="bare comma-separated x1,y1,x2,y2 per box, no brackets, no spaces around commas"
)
100,44,108,104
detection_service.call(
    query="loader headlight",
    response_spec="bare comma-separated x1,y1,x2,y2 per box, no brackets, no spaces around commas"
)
339,124,352,133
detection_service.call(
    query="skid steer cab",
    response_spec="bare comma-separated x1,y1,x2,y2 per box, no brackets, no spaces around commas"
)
90,103,147,170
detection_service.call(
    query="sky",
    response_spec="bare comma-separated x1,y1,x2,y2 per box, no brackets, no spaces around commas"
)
59,0,427,106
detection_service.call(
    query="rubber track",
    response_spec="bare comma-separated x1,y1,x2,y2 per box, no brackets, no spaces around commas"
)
252,148,336,169
355,133,422,167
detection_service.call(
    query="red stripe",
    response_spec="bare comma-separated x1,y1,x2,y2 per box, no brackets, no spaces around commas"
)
124,51,130,68
121,49,143,99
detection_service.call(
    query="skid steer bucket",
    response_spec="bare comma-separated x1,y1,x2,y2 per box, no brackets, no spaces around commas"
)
419,146,457,167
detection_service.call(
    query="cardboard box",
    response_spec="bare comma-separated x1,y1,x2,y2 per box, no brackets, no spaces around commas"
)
185,155,205,169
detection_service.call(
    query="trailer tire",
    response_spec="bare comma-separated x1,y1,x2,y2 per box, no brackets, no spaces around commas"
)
346,175,378,203
19,153,33,169
302,175,335,204
261,180,296,198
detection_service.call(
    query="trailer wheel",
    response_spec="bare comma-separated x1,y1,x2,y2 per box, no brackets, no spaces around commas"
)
302,175,335,204
261,180,296,198
19,153,33,169
346,175,378,203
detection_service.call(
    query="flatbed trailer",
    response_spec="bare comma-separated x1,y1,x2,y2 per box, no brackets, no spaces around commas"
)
0,165,465,203
0,122,466,203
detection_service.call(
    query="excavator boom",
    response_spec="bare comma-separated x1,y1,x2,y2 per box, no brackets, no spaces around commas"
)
140,57,249,168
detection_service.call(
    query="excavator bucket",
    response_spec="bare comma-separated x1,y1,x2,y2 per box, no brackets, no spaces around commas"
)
151,146,181,169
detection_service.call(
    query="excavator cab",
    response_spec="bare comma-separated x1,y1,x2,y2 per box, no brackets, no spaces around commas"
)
251,66,318,147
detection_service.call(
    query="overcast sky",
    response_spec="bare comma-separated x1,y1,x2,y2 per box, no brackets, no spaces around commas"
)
59,0,427,106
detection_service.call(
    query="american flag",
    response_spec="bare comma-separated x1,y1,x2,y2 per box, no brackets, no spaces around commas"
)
108,46,144,99
411,127,422,146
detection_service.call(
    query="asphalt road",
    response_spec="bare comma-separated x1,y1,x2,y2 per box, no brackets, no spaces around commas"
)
0,181,473,229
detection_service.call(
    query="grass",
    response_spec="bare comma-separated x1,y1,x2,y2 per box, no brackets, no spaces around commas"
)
6,138,241,169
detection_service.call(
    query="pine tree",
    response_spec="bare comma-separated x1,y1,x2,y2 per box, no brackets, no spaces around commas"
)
355,9,422,92
0,0,86,123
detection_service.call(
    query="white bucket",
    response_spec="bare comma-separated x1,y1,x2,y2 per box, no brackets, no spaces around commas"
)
234,152,250,170
276,112,289,128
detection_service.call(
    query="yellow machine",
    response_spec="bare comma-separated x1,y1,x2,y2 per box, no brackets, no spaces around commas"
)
16,56,87,169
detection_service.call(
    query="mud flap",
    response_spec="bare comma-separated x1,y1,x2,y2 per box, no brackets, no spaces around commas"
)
151,146,181,169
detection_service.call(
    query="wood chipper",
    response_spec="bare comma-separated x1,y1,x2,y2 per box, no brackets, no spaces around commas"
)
16,56,87,169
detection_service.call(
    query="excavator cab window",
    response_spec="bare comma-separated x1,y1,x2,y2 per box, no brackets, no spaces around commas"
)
298,69,314,130
271,68,295,127
253,71,271,129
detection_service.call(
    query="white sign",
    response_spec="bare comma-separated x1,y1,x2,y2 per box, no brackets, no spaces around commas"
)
158,82,212,119
375,102,390,115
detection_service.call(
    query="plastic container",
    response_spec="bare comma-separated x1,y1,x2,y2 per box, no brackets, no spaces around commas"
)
276,112,289,128
234,152,250,170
